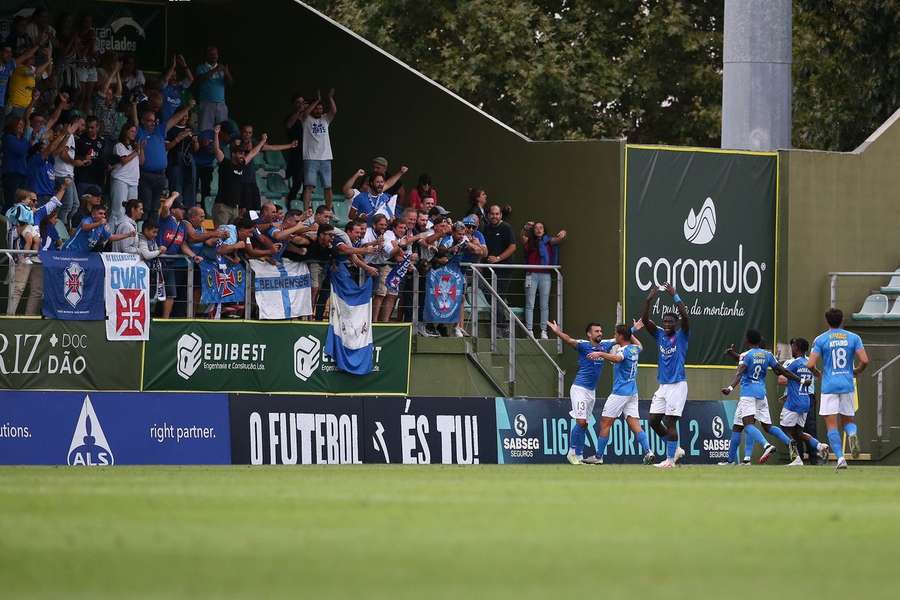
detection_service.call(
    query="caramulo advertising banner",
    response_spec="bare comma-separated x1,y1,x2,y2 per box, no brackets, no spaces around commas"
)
623,146,778,366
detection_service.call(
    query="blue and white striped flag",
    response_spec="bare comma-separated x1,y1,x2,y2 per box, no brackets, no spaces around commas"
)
325,262,374,375
249,259,312,319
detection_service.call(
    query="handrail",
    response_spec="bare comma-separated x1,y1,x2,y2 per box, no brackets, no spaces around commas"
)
828,271,898,309
468,266,565,397
872,351,900,440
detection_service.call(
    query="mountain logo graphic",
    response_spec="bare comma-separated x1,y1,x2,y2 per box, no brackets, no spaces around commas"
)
683,197,717,245
67,395,114,466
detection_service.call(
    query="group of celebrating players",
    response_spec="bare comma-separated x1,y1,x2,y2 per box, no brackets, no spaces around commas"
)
549,284,869,470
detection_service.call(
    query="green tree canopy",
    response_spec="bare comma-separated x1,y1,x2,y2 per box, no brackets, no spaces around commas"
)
308,0,899,151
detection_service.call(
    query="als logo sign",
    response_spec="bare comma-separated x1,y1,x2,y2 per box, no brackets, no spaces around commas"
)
67,396,114,466
683,197,717,245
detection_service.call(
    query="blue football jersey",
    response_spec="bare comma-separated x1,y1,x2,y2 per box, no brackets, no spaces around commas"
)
655,328,689,384
740,349,778,399
812,328,863,394
611,343,640,396
572,339,615,391
783,356,813,413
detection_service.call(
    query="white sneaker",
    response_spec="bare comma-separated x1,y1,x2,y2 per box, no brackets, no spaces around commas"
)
674,446,685,464
417,324,439,337
758,444,776,464
23,256,33,265
654,459,675,469
454,326,466,338
741,457,752,466
817,443,830,462
582,455,604,465
717,461,739,466
787,456,804,466
566,449,583,465
642,451,655,465
836,456,848,470
540,330,549,340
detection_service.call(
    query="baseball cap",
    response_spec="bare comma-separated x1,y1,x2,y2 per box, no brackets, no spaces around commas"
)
431,206,449,216
171,199,186,210
80,184,102,198
452,221,466,231
372,156,388,167
462,214,477,226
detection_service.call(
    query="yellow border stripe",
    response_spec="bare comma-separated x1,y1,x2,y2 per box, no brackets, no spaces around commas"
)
627,143,777,157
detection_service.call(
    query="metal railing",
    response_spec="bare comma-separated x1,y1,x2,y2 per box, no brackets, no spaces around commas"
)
465,263,565,397
873,351,900,440
828,271,898,310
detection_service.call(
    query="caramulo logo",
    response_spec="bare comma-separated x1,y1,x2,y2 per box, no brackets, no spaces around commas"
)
293,335,321,381
635,197,766,294
177,333,203,380
683,197,716,245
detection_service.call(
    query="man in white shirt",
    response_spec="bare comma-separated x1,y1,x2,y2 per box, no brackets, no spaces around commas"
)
301,88,336,212
53,115,84,229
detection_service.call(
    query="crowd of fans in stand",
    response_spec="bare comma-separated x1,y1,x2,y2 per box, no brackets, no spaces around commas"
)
0,8,567,337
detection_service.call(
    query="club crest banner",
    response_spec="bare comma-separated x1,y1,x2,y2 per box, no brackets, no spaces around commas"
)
101,253,151,341
424,265,464,323
40,251,105,321
199,260,246,305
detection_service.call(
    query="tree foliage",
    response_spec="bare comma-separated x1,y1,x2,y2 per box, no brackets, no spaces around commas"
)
308,0,899,151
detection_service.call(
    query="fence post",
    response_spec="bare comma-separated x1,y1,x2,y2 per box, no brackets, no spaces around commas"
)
411,264,419,330
508,311,515,397
556,268,564,355
244,261,252,320
830,274,838,309
490,268,497,352
877,370,884,439
186,259,194,318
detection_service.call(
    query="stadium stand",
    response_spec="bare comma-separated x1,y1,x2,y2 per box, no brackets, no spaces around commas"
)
853,293,890,320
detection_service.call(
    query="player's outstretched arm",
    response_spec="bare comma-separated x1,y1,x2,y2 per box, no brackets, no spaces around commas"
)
721,364,745,395
587,350,622,363
772,362,801,382
547,321,578,349
854,347,870,376
723,344,740,362
640,288,658,336
665,283,689,332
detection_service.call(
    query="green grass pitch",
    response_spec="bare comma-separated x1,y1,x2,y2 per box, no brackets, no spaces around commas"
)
2,465,899,599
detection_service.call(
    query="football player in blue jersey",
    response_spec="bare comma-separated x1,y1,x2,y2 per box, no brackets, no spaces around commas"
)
721,329,805,465
807,309,869,470
639,283,689,469
777,337,830,466
547,320,614,465
582,323,655,465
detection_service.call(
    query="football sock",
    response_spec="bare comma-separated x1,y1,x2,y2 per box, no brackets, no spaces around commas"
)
595,435,609,458
745,424,768,449
844,422,858,437
665,440,677,460
827,428,843,459
728,431,742,463
570,424,585,456
769,425,792,446
806,435,822,449
635,431,651,455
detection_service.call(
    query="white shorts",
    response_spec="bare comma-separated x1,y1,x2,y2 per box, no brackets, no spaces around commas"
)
779,408,807,428
601,394,639,419
649,381,688,417
734,397,772,425
820,393,855,417
569,384,596,420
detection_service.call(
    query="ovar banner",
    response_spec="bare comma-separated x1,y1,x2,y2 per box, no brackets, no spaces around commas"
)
624,146,777,366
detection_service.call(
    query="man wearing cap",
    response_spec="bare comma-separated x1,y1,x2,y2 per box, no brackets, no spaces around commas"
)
210,123,266,226
133,97,195,218
68,183,103,232
156,191,203,318
456,217,487,335
371,156,405,205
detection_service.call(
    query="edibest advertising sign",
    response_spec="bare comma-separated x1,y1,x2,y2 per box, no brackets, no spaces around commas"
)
624,146,777,365
0,391,231,465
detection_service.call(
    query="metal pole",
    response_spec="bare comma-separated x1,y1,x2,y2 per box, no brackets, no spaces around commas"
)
830,274,838,309
508,312,515,397
876,371,884,439
556,268,563,355
490,267,497,352
411,264,419,330
244,261,252,320
186,260,195,318
470,267,478,338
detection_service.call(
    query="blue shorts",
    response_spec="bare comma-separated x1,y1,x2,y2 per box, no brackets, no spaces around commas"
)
303,159,332,189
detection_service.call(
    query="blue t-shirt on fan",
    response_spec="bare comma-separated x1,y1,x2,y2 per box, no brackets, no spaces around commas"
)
654,328,688,384
612,343,641,396
63,217,110,252
137,126,167,172
573,339,615,391
740,348,778,399
812,328,863,394
26,152,56,196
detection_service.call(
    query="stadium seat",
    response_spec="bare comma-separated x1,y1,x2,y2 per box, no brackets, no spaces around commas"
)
884,298,900,321
201,218,215,231
262,150,287,172
881,268,900,294
852,293,889,320
264,173,289,199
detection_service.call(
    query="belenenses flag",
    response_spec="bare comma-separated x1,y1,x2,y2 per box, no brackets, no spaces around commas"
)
249,258,312,319
325,262,374,375
41,250,105,320
424,264,464,323
101,253,151,341
199,259,246,305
